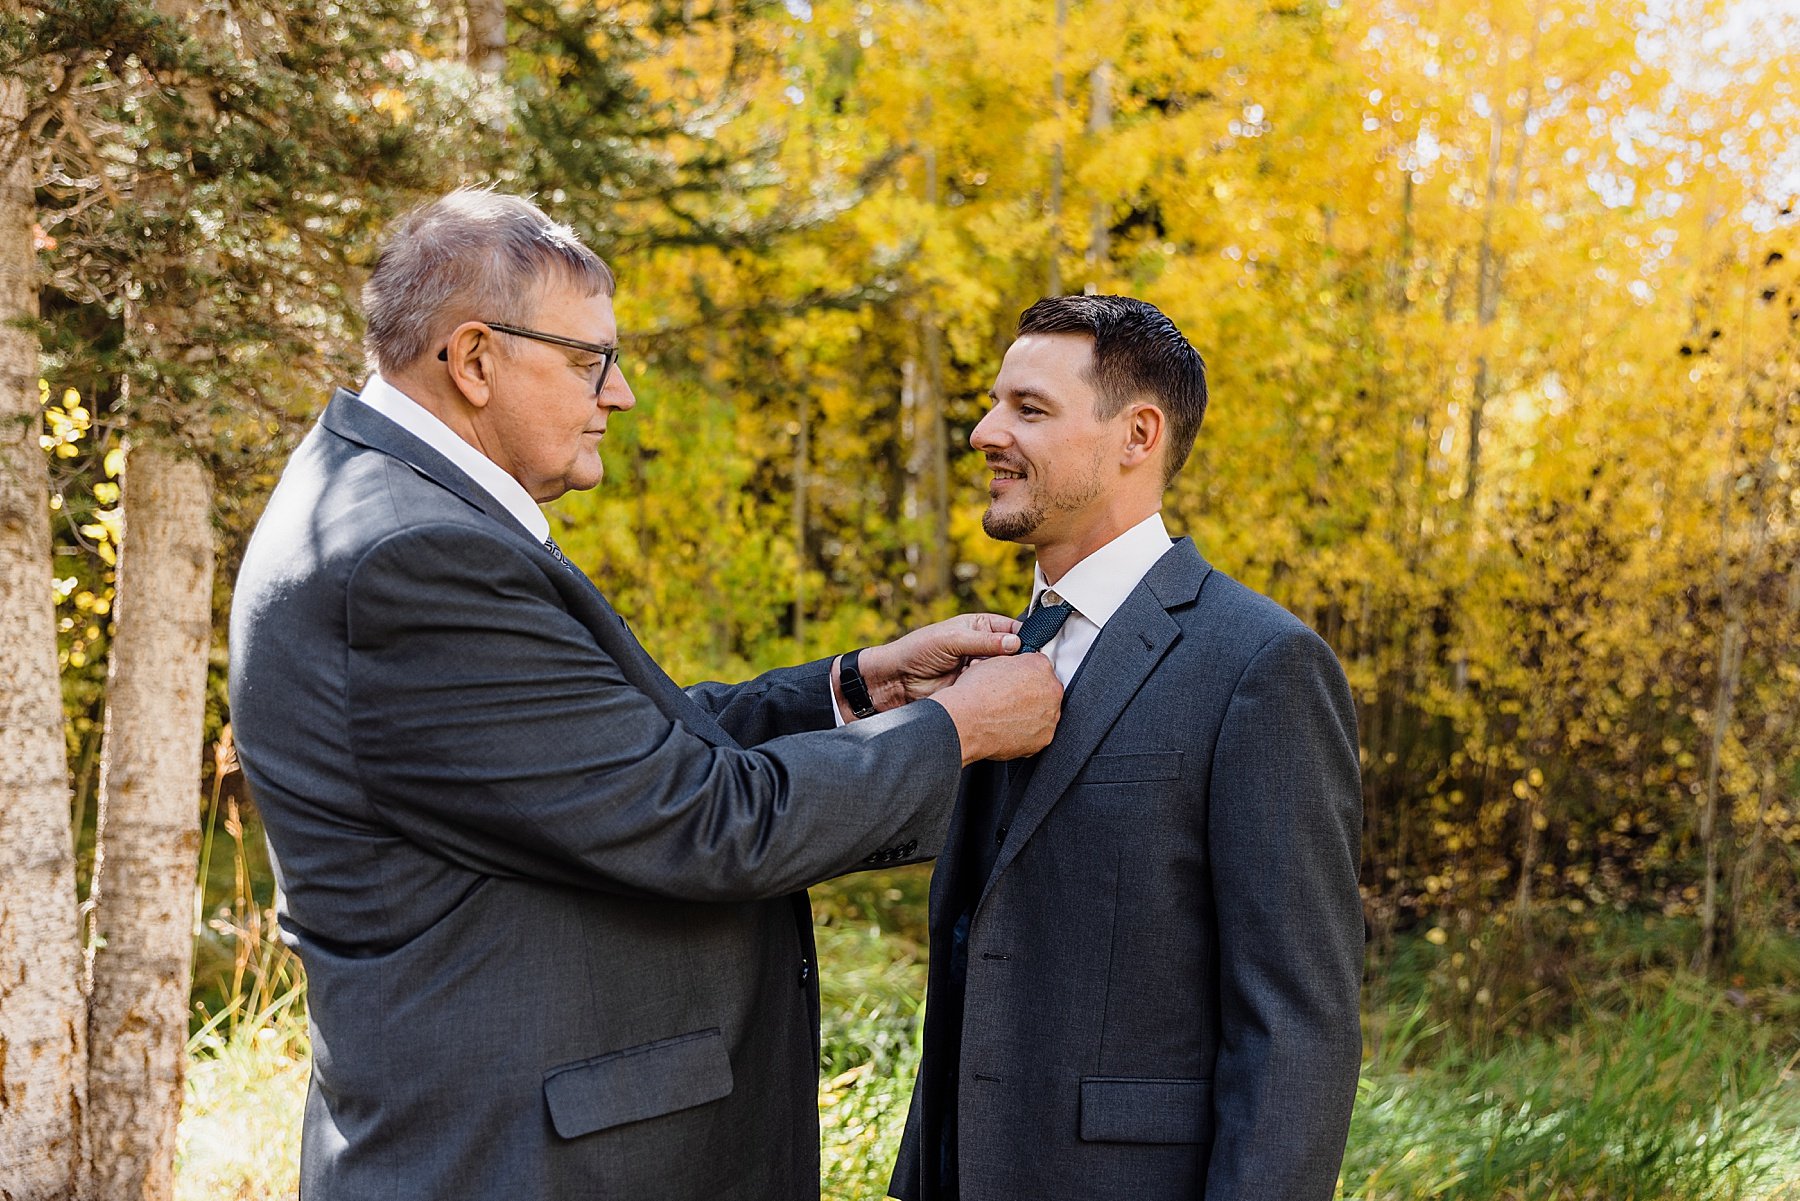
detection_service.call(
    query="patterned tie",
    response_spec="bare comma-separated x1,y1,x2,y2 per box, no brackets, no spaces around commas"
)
543,536,575,572
1016,590,1074,654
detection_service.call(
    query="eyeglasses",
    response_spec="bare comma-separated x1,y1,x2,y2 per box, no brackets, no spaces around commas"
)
438,321,620,395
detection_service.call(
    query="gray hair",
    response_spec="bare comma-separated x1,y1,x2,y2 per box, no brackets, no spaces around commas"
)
362,189,615,373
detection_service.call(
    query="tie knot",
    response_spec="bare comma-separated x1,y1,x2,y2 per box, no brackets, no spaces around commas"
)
1017,595,1074,654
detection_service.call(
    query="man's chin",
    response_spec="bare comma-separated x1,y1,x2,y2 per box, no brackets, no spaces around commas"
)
565,459,605,494
981,502,1041,544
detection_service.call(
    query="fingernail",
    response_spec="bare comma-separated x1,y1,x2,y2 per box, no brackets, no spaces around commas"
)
1001,634,1020,651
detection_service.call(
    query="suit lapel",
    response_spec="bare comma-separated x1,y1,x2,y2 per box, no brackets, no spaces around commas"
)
977,539,1211,912
322,390,736,749
323,390,530,539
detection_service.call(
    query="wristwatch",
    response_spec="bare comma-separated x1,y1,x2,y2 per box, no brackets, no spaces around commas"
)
838,648,879,720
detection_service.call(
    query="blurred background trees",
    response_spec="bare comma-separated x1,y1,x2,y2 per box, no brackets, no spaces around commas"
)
1,0,1796,1198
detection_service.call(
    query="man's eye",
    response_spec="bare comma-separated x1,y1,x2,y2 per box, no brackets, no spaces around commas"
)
1020,405,1043,416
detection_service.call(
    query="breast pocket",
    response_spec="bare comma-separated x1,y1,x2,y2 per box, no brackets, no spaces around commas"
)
1073,751,1185,786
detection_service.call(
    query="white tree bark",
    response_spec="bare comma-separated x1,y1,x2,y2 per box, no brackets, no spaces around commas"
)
84,443,213,1201
1085,57,1112,280
465,0,506,76
0,72,90,1201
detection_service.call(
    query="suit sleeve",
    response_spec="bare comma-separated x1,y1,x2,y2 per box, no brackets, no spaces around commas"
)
684,660,837,747
1204,626,1363,1201
343,522,960,903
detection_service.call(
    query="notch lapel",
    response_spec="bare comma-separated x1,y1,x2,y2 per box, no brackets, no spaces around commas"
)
323,390,530,540
976,540,1211,912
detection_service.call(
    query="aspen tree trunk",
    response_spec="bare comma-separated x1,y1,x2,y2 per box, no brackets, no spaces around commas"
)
1694,618,1746,971
1084,57,1112,284
908,131,951,604
1464,3,1541,513
465,0,506,75
0,72,90,1201
1513,751,1548,930
1463,101,1504,513
919,317,951,603
85,443,214,1201
1726,563,1800,944
79,0,222,1187
1695,363,1790,971
792,388,809,652
1045,0,1067,296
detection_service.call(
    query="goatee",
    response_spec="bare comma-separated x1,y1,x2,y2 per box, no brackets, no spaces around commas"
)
982,499,1043,542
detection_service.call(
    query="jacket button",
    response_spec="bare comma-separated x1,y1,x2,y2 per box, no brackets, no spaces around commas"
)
799,957,813,986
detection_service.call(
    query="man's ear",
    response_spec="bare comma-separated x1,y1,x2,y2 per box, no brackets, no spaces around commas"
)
443,323,497,410
1120,402,1165,470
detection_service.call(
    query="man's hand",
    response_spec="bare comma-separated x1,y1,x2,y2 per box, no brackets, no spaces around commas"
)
835,614,1023,718
929,652,1063,766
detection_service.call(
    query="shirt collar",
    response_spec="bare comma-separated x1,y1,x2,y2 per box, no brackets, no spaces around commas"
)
1032,512,1175,627
356,373,550,543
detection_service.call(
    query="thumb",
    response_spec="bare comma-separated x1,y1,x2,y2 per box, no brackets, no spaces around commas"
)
945,627,1022,658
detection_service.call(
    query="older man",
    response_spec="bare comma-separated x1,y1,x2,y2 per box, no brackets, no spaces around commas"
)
228,190,1061,1201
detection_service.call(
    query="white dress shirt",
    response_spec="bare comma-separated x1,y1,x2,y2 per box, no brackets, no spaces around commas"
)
356,373,551,543
1030,512,1175,685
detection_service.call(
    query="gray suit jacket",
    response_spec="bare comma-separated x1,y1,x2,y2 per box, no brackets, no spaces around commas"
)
228,391,961,1201
891,539,1363,1201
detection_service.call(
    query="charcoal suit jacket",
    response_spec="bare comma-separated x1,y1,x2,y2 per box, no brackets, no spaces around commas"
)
228,390,961,1201
890,538,1363,1201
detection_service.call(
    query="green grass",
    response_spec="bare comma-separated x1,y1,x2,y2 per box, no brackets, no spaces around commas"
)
1347,984,1800,1201
178,873,1800,1201
815,867,933,1200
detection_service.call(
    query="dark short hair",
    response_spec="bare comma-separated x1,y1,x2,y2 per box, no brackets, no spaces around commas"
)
1016,295,1208,485
362,189,615,373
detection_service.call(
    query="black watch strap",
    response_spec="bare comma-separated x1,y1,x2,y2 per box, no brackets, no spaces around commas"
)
839,648,879,720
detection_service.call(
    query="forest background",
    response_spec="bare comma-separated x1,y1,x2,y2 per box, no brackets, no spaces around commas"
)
1,0,1798,1198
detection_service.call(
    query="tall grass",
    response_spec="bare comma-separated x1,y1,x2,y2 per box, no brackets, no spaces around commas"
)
815,868,934,1200
1346,982,1800,1201
177,993,309,1201
178,782,309,1201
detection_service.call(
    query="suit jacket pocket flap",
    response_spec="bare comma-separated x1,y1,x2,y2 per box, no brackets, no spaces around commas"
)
544,1027,732,1139
1074,751,1185,786
1079,1076,1212,1144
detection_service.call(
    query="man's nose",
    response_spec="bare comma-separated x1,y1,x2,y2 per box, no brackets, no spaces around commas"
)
601,365,636,411
970,406,1006,451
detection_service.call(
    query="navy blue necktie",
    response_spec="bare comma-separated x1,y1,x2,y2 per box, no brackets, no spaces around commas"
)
544,537,575,572
1016,595,1074,654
